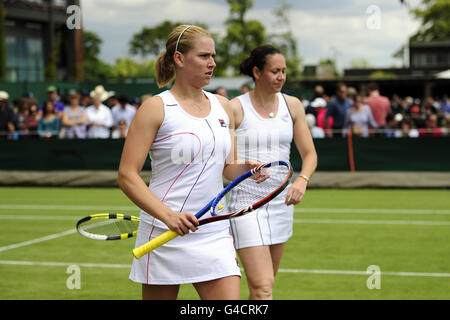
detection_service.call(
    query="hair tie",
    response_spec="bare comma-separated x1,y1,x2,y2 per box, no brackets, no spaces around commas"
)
175,25,192,53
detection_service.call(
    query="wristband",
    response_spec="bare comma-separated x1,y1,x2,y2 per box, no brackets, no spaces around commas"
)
299,174,310,183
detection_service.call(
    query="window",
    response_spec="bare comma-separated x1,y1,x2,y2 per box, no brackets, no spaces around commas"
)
6,36,44,82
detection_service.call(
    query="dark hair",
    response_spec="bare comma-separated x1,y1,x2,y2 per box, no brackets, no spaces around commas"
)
367,82,379,92
239,44,281,80
336,82,347,92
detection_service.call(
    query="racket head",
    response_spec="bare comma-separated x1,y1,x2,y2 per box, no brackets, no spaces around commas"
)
203,161,292,225
76,213,140,240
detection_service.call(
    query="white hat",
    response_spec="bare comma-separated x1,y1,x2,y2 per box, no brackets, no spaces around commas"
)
0,91,9,101
311,97,326,108
90,85,115,101
305,113,316,128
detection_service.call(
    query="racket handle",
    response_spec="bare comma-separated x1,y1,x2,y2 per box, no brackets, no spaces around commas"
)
133,230,178,259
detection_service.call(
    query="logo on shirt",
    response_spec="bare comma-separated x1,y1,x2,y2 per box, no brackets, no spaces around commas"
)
218,119,227,128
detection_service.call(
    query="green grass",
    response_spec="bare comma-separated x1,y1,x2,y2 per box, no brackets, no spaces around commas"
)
0,187,449,300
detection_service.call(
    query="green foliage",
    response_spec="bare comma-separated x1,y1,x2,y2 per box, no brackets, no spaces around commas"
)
410,0,450,43
369,70,398,79
0,2,6,81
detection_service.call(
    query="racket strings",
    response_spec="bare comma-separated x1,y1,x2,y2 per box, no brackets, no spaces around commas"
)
80,219,139,236
228,165,289,213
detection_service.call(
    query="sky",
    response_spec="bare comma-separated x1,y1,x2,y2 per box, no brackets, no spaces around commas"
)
81,0,423,72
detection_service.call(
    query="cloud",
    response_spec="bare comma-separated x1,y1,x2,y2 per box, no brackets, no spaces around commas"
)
81,0,422,69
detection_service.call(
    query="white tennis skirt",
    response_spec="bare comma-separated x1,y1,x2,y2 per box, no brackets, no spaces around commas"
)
229,200,294,250
129,220,241,285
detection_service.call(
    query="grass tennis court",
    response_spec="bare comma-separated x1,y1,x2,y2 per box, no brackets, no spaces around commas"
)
0,187,449,300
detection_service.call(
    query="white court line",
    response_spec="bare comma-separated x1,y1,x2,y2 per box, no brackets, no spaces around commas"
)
294,219,450,226
1,215,449,226
0,204,136,211
0,215,79,220
0,229,77,253
296,208,450,215
0,260,449,278
1,204,450,215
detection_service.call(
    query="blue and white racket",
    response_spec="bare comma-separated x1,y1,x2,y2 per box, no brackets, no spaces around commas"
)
133,161,292,259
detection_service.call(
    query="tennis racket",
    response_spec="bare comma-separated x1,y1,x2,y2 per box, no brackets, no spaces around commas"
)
133,160,292,259
76,213,140,240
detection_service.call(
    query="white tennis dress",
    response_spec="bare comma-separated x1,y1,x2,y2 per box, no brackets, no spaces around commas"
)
229,92,294,249
129,90,240,285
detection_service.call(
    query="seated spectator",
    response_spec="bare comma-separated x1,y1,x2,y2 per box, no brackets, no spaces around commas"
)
111,119,128,139
442,114,450,136
214,86,228,98
111,95,136,131
241,83,251,94
394,117,419,138
325,82,351,137
343,95,378,137
38,100,61,138
39,86,65,117
385,113,403,138
408,104,425,129
305,114,325,139
22,102,40,138
62,92,86,139
440,96,450,115
418,114,443,137
0,91,18,140
86,87,113,139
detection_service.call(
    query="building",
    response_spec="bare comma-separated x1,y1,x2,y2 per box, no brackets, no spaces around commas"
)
2,0,83,82
299,41,450,99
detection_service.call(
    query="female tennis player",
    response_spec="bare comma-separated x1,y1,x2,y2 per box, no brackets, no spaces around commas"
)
117,25,255,300
229,44,318,299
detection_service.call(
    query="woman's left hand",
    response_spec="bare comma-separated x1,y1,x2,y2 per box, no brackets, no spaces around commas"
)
285,178,308,206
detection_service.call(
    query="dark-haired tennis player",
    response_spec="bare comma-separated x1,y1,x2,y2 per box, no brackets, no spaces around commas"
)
229,44,318,300
117,25,256,300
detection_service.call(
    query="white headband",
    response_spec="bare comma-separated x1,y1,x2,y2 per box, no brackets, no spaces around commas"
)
175,25,192,52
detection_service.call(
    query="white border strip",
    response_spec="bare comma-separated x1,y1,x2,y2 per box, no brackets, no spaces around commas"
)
294,219,450,226
0,260,448,278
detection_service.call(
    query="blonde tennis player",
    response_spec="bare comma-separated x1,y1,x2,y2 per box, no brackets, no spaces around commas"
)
229,44,318,300
117,25,256,300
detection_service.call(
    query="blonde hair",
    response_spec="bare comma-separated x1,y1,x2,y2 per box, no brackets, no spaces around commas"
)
155,24,210,88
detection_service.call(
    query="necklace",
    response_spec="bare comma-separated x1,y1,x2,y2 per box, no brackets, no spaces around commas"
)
269,112,275,118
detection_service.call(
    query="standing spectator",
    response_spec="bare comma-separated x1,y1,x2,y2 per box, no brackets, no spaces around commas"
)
0,91,17,139
418,113,444,137
38,100,61,138
111,95,136,131
325,82,351,137
364,82,391,132
62,92,87,139
39,86,65,117
343,95,378,137
86,88,113,139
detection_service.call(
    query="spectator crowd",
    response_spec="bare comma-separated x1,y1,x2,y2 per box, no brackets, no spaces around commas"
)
0,85,152,140
302,82,450,138
1,82,449,140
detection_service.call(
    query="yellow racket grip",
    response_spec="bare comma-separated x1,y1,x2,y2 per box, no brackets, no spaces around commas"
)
133,230,178,259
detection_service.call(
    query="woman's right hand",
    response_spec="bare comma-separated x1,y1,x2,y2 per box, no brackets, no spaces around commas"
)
163,211,199,236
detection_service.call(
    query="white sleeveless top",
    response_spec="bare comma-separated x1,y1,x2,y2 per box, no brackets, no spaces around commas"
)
235,92,293,164
140,90,231,233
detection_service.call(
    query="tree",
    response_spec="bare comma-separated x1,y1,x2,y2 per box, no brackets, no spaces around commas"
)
409,0,450,43
129,20,209,58
83,30,112,82
217,0,266,76
349,58,372,69
110,58,155,79
0,1,6,81
269,0,302,80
